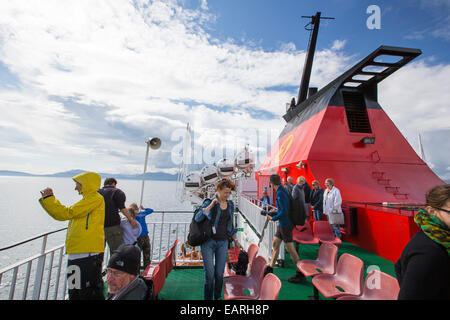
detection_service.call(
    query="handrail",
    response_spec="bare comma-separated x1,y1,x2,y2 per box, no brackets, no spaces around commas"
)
343,200,425,209
0,228,67,252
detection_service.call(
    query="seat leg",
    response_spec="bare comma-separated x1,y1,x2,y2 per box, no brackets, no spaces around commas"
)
308,287,320,300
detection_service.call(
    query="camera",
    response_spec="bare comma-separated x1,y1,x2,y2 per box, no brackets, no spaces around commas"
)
260,209,276,217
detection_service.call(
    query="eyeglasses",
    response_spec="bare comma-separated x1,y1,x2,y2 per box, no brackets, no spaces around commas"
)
106,268,126,277
434,207,450,214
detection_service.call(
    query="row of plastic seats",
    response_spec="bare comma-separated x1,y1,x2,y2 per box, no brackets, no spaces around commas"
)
223,244,282,300
297,243,400,300
293,221,342,245
142,239,179,298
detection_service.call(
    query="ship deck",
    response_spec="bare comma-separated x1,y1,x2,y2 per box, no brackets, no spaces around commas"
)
151,241,395,300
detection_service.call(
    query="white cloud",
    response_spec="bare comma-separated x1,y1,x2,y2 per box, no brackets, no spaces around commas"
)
331,39,346,51
0,1,448,179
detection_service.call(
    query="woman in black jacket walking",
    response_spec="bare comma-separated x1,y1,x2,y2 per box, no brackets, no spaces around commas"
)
395,184,450,299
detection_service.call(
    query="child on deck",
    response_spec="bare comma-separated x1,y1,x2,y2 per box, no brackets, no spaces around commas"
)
129,203,154,269
120,205,142,246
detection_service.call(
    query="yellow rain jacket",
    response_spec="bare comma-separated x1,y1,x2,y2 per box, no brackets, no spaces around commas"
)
39,172,105,254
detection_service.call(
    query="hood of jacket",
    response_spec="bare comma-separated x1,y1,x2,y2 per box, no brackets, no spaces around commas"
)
72,172,101,196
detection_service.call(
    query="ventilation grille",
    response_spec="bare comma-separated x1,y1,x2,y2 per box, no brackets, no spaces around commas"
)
342,91,372,133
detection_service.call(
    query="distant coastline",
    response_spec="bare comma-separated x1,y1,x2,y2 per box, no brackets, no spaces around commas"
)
0,169,177,181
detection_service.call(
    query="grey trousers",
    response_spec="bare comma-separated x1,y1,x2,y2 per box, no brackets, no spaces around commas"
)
104,225,124,255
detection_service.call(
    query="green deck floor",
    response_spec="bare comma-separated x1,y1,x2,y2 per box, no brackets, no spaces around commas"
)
157,241,396,300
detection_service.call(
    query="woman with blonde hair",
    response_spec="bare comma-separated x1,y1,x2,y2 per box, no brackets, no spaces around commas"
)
194,179,242,300
395,184,450,299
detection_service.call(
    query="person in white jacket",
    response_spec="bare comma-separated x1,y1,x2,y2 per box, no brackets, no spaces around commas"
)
323,178,344,238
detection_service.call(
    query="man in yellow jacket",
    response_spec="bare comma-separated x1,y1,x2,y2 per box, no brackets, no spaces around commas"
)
39,171,105,300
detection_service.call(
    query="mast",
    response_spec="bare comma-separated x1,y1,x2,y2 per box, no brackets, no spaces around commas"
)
296,12,334,105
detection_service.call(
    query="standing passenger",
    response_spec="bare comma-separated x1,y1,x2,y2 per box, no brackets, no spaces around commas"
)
310,180,324,221
39,172,105,300
131,203,154,269
297,176,312,220
323,178,344,238
265,174,306,284
286,176,295,195
98,178,138,254
194,179,242,300
259,189,273,210
121,205,142,245
395,184,450,299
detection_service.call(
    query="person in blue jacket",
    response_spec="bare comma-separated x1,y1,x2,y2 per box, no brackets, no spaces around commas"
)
129,203,154,269
265,174,306,284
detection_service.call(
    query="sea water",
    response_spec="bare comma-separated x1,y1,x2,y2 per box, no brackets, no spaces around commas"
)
0,176,192,269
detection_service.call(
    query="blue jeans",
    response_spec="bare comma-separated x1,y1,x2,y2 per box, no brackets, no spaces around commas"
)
313,209,323,221
200,238,228,300
331,224,341,238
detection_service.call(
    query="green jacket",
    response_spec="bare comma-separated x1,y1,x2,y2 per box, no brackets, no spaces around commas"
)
39,172,105,254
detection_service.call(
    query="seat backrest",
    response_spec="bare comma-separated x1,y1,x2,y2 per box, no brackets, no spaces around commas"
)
313,221,336,241
259,273,282,300
335,253,364,295
171,239,179,254
362,270,400,300
164,250,172,277
247,244,259,264
249,256,267,281
295,222,315,240
316,243,338,274
152,265,164,296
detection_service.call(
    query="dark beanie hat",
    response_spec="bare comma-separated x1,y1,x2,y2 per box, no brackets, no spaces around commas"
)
107,244,141,276
270,174,281,186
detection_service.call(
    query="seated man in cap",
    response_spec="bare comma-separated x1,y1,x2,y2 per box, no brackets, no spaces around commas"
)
107,244,153,300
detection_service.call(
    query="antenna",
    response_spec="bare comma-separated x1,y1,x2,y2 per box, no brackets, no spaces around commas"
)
296,12,335,105
418,132,426,162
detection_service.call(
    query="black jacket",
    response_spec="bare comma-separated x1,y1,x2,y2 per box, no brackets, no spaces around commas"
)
395,230,450,300
98,186,126,227
310,188,324,212
108,276,154,300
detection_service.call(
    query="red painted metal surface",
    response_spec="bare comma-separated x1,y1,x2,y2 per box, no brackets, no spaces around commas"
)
256,104,443,263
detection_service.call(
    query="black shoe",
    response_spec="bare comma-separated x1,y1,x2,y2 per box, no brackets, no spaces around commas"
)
264,266,273,277
288,273,306,284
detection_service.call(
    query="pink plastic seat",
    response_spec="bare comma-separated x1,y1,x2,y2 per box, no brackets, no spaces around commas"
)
337,270,400,300
143,261,166,297
164,250,172,277
292,222,319,245
297,243,338,277
167,239,179,274
223,256,267,300
226,273,282,300
313,221,342,245
143,255,168,279
224,244,259,278
312,253,364,299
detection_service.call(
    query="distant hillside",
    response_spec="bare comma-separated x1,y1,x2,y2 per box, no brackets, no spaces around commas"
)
0,170,177,181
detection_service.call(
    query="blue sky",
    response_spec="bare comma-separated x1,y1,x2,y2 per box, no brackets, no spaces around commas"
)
0,0,448,179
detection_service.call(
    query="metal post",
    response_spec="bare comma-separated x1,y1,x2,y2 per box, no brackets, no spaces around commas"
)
53,247,64,300
140,140,151,207
22,261,33,300
32,235,48,300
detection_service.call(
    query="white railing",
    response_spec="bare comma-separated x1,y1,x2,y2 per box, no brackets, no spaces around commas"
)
0,229,68,300
0,204,274,300
237,194,285,265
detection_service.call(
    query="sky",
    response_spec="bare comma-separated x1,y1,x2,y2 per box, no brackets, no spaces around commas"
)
0,0,449,180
